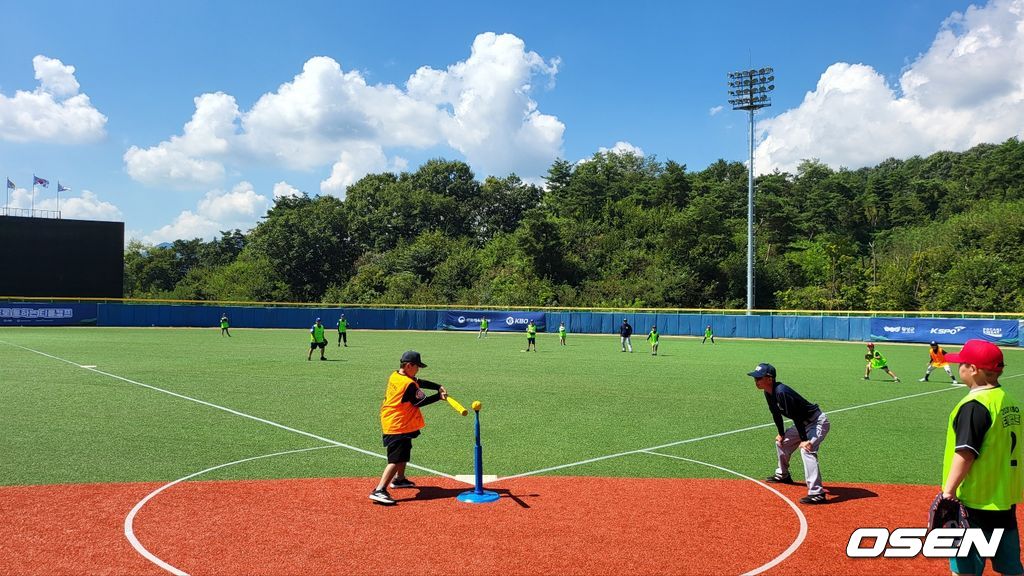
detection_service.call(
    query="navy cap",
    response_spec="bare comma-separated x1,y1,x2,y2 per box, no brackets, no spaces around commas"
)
747,363,777,378
400,350,427,368
930,340,938,346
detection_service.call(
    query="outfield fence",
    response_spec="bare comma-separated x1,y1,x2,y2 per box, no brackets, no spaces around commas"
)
1,297,1020,346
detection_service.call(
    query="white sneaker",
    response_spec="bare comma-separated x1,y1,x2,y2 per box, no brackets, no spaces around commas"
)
918,378,927,382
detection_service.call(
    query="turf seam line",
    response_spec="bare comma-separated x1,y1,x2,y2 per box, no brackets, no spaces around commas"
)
0,340,459,481
496,385,962,481
125,445,340,576
642,450,807,576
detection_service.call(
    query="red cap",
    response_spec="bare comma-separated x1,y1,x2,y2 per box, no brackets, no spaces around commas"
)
945,339,1005,373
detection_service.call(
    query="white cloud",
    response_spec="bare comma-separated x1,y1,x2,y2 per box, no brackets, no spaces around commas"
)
3,186,121,221
756,0,1024,174
123,92,238,186
273,181,302,199
709,105,724,116
598,141,645,157
144,181,270,243
0,55,107,143
410,32,564,178
319,143,407,196
126,32,563,188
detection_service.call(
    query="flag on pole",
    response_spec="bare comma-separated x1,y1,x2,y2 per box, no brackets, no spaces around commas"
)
58,182,70,192
33,175,49,187
6,178,14,190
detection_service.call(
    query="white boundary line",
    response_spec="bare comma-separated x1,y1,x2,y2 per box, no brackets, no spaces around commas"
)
125,445,340,576
642,451,807,576
0,340,457,481
495,385,963,481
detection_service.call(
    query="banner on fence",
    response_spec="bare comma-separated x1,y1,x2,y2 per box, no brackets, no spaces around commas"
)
870,318,1019,346
441,310,546,332
0,303,98,326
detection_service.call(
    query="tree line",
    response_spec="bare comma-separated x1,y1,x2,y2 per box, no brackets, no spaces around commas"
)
124,138,1024,312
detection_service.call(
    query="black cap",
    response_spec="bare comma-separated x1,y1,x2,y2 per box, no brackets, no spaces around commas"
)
400,350,427,368
930,340,937,346
747,363,777,378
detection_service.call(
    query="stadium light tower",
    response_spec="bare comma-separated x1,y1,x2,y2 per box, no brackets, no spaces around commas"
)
728,66,774,315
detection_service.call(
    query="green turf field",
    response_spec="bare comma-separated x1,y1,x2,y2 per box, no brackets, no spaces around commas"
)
2,327,1022,488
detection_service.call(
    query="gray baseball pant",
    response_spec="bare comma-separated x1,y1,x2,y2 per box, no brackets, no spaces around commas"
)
775,411,830,496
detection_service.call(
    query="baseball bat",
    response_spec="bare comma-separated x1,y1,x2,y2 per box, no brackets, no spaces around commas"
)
446,395,468,416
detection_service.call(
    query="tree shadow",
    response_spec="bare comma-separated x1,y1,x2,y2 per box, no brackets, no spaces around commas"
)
397,485,538,508
826,485,878,504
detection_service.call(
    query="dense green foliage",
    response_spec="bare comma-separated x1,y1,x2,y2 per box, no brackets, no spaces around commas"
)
8,327,1015,485
124,141,1024,311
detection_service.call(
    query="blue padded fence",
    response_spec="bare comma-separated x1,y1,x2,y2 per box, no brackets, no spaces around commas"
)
93,303,888,343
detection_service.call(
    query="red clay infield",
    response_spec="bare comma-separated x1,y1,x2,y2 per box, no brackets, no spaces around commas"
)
1,476,1010,575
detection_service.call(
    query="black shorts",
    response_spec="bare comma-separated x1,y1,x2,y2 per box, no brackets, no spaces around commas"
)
310,340,326,349
383,431,420,464
527,337,535,343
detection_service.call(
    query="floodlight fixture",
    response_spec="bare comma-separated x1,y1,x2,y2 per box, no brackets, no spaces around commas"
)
725,65,776,314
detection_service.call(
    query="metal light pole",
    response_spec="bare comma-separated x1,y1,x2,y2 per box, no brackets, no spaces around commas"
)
728,67,774,315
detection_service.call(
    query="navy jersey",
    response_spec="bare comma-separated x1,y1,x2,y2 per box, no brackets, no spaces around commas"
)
764,382,820,441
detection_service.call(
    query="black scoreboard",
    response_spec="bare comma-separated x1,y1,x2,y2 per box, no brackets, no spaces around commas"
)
0,216,124,298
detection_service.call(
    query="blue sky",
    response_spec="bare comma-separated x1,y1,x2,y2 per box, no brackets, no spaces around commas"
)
2,0,1022,243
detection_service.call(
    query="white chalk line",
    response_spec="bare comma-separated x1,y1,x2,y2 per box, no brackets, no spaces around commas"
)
495,385,964,481
125,444,340,576
0,340,457,481
642,451,807,576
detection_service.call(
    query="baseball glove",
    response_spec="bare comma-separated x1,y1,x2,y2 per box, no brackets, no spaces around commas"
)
928,492,969,530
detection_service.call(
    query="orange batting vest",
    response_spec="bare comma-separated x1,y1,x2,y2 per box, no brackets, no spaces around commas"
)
380,371,425,434
930,347,949,367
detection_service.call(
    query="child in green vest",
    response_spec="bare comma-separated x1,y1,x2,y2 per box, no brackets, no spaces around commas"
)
558,322,567,346
647,325,659,355
940,340,1020,575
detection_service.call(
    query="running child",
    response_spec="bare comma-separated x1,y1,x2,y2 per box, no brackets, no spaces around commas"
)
648,325,659,356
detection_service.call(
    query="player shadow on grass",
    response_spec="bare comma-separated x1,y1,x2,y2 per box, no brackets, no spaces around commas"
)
824,485,878,504
396,485,537,508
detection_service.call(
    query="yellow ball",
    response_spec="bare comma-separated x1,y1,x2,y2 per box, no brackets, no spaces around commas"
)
471,401,482,411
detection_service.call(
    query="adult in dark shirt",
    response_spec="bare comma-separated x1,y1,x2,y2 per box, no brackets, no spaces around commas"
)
619,318,633,353
749,363,831,505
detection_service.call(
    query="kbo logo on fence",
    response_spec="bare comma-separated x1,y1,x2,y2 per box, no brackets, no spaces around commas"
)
846,527,1003,558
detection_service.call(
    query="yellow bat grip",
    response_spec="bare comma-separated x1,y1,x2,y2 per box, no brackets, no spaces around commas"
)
446,396,468,416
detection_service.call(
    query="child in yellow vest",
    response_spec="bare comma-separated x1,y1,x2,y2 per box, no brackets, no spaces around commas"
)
370,351,447,506
940,340,1020,575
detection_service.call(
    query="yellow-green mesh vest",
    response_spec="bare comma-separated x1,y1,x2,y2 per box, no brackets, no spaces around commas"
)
311,325,325,343
943,386,1024,510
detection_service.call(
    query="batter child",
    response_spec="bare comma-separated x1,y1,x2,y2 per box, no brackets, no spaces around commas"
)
750,363,831,504
920,341,958,384
370,350,447,506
